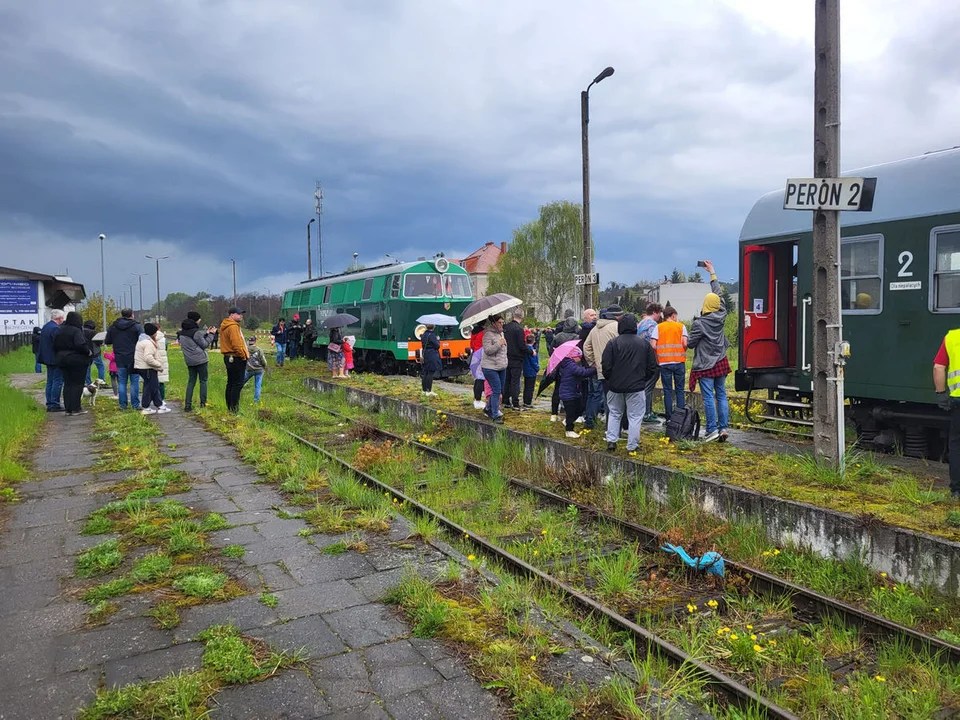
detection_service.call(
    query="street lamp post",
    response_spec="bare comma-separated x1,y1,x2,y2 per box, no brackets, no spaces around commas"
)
98,234,107,330
231,259,237,305
581,66,615,311
307,219,315,279
353,253,359,271
123,283,135,319
145,255,169,324
131,273,148,315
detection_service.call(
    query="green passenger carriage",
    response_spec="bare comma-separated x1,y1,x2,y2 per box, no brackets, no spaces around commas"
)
736,147,960,459
280,256,474,376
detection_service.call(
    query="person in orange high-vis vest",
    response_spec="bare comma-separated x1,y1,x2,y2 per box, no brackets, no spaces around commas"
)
655,306,689,418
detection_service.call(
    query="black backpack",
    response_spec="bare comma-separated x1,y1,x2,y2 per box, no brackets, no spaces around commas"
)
665,407,700,441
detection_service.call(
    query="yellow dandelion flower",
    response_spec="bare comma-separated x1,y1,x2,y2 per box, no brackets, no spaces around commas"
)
768,640,776,646
533,550,538,556
628,451,637,457
750,634,757,640
436,410,443,415
875,675,886,682
772,549,780,555
541,529,548,535
464,533,469,538
393,498,398,503
746,625,753,630
880,572,887,578
686,604,696,613
934,607,940,612
707,600,718,608
762,551,770,557
729,634,738,640
721,627,730,633
753,645,762,652
467,554,475,561
530,655,536,661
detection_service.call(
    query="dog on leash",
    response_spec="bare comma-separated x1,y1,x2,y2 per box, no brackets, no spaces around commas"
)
82,378,109,407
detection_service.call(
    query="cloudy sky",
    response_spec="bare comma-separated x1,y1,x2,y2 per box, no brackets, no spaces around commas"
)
1,0,958,304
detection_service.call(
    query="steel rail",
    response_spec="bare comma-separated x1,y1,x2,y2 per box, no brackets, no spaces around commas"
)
280,390,960,667
272,421,799,720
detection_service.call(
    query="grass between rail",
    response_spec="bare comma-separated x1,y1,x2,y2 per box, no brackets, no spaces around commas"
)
0,347,46,509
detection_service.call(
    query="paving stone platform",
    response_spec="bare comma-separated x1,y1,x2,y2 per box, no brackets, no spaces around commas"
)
0,392,505,720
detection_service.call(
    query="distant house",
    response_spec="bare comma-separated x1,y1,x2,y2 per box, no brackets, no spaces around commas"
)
645,281,710,322
451,242,507,299
0,266,86,335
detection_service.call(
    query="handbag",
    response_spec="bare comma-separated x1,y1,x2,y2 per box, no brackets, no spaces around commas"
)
327,343,342,354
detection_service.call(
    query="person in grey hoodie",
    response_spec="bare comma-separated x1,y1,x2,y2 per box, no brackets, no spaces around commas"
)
480,315,508,423
177,311,216,411
687,260,730,443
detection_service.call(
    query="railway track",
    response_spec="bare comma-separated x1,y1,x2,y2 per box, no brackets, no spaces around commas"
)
267,389,959,719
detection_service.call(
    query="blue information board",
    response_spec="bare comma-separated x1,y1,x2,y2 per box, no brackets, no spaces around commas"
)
0,280,39,313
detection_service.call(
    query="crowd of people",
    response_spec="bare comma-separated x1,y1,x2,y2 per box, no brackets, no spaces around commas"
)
458,260,731,447
33,304,327,417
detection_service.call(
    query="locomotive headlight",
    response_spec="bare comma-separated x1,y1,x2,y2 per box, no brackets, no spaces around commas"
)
460,325,472,339
434,257,450,273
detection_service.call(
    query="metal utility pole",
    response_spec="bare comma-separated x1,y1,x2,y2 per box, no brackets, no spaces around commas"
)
146,255,169,324
811,0,844,466
307,219,315,279
231,259,237,304
132,273,148,315
314,182,324,277
263,287,272,321
99,234,107,330
580,66,614,311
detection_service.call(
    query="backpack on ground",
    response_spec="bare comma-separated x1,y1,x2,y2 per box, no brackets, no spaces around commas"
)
665,407,700,441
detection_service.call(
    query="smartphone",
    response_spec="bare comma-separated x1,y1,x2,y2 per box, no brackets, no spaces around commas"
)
696,260,707,268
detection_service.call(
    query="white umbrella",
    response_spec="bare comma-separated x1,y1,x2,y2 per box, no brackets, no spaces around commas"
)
92,331,107,343
416,313,459,326
458,293,522,329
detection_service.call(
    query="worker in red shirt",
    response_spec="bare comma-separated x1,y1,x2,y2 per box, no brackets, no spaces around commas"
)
933,330,960,498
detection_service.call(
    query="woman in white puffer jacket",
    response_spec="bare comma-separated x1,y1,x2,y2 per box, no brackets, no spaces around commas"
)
156,329,170,405
134,323,168,414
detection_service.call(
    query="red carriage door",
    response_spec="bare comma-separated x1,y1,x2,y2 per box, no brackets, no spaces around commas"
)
742,245,785,369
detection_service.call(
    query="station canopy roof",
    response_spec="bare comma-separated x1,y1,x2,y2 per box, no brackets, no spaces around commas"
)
0,266,86,308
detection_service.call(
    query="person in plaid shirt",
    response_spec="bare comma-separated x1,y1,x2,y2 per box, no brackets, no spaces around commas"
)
688,260,730,442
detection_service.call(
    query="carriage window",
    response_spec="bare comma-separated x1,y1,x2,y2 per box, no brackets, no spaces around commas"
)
389,274,401,299
444,274,471,298
747,251,769,312
361,278,373,301
840,235,882,313
403,273,443,298
933,229,960,311
322,286,331,304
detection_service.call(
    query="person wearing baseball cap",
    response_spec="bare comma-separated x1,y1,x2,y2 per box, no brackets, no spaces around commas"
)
220,307,250,413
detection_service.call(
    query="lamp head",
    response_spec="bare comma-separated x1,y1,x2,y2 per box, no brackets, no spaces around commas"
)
308,218,315,225
594,66,615,84
98,234,106,241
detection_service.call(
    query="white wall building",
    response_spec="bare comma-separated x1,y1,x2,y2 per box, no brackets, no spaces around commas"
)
646,282,711,322
0,267,86,335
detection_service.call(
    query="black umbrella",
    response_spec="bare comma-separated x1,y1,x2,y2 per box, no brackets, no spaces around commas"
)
536,368,558,397
459,293,522,329
321,313,359,329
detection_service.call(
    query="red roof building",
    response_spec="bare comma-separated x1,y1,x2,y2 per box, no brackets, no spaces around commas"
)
453,242,507,298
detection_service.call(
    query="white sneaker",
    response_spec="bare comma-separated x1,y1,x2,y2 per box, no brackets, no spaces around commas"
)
473,400,485,410
157,406,172,414
565,431,580,439
550,415,559,422
575,416,585,424
702,430,720,443
141,408,157,415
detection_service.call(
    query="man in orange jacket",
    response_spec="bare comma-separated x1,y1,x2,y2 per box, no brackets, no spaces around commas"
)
220,307,250,413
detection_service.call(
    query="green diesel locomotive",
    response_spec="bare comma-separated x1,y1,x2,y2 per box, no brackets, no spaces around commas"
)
280,256,474,375
736,146,960,458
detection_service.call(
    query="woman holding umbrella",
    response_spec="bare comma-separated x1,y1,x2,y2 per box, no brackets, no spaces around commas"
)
328,325,346,379
480,315,508,423
420,324,441,396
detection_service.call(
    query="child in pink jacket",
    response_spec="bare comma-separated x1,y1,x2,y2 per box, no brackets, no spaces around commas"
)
102,349,119,396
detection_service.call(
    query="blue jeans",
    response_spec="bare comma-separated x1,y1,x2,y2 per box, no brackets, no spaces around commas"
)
584,377,606,428
86,356,106,384
275,343,286,365
34,355,41,373
482,368,506,419
287,341,298,360
44,366,63,409
117,365,141,409
244,371,263,402
699,375,729,434
660,363,686,417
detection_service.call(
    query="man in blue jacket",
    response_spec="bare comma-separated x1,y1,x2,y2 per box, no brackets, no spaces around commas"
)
105,309,142,410
39,309,65,411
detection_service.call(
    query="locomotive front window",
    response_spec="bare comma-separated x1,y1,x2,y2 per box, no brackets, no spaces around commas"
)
389,274,401,299
361,278,373,301
403,273,443,298
840,235,882,313
933,229,960,311
444,274,471,298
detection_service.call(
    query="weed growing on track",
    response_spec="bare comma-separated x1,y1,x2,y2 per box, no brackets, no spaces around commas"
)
76,540,124,577
221,544,246,559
